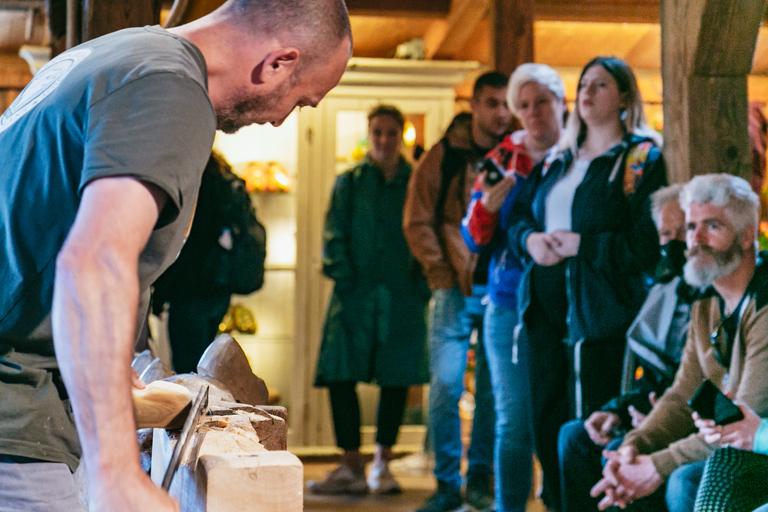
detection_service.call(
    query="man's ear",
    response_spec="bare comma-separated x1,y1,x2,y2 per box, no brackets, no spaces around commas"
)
740,224,757,251
252,47,300,85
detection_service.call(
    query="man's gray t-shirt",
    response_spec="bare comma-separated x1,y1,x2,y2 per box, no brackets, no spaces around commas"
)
0,26,216,470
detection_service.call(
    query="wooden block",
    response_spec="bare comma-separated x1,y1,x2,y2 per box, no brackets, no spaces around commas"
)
151,419,299,511
132,380,191,430
199,452,303,512
207,402,288,451
197,334,269,406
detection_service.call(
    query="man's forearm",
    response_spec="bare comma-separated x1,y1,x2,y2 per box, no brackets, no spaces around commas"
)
52,242,142,480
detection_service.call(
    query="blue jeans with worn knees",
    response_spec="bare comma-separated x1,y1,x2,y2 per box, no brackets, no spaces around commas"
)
484,301,532,512
428,286,492,489
666,462,704,512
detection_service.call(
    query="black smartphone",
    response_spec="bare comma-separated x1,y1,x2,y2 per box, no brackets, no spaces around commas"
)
480,160,504,186
688,379,744,426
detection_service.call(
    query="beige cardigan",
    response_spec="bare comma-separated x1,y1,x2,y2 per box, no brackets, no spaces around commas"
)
621,267,768,479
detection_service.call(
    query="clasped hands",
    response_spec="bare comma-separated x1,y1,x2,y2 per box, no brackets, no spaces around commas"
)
526,230,581,266
590,445,663,510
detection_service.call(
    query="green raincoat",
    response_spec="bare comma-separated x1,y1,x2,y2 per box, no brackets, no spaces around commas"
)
314,156,430,387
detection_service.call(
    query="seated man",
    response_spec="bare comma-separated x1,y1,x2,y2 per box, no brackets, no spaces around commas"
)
590,173,768,512
558,184,691,512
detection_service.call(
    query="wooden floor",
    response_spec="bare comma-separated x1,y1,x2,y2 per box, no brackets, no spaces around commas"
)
302,457,547,512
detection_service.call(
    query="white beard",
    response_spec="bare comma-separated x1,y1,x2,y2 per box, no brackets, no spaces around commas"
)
683,243,742,289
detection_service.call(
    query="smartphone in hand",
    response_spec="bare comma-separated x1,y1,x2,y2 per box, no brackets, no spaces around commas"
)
688,379,744,426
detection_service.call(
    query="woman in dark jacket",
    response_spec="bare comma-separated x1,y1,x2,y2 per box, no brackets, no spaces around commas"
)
507,57,667,510
309,105,430,496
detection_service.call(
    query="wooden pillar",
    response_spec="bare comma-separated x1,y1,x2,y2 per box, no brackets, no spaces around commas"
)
661,0,765,183
81,0,160,41
491,0,533,76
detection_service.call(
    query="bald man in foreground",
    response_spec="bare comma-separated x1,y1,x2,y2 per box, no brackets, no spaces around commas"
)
0,1,351,510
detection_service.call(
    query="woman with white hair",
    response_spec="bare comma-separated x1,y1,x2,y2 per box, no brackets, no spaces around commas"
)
462,62,565,512
507,56,667,511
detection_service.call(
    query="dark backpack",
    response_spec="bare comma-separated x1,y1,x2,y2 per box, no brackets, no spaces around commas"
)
209,174,267,295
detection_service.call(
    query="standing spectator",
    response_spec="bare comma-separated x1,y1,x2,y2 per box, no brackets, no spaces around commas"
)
405,72,513,512
462,63,566,512
590,174,768,512
558,184,691,512
309,105,430,496
507,56,666,510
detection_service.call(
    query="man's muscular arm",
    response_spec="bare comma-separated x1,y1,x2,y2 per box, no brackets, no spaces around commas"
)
52,177,178,512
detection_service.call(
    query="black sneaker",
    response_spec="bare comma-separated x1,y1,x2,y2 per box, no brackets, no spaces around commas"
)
414,481,463,512
465,473,495,512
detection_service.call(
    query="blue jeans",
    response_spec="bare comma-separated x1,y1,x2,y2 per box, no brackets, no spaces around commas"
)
558,420,667,512
558,419,618,512
428,286,494,489
484,301,532,512
666,462,704,512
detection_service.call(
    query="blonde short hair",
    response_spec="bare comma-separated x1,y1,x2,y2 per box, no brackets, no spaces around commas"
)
506,63,566,116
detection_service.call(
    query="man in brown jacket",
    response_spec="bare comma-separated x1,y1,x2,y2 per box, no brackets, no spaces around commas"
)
590,173,768,512
404,72,512,512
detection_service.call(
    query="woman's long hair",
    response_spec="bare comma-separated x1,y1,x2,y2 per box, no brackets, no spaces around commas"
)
560,56,662,154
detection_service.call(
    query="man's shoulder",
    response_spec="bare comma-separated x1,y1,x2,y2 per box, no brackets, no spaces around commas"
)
81,26,209,92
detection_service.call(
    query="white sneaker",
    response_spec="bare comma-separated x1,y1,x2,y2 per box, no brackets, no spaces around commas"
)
367,460,402,494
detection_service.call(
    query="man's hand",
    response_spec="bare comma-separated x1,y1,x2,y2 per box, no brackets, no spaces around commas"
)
628,392,657,429
526,232,564,266
479,173,516,213
592,447,662,510
131,367,146,390
90,466,178,512
584,411,620,446
549,230,581,258
693,403,762,450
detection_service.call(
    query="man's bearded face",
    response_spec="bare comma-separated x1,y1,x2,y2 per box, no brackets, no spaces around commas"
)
683,239,742,289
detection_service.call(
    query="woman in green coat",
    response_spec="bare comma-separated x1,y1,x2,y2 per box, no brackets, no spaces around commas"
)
309,105,430,496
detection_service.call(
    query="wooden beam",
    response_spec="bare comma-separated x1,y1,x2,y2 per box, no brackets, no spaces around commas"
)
0,54,32,88
0,0,45,9
81,0,159,42
345,0,450,18
661,0,764,183
423,0,489,59
535,0,660,23
491,0,533,76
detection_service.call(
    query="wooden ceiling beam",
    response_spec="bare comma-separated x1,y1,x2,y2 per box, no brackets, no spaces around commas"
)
345,0,449,18
423,0,490,60
0,0,45,9
534,0,660,23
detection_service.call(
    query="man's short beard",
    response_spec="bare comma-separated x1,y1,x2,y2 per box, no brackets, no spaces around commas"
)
215,74,297,134
683,240,743,289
